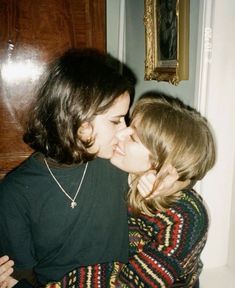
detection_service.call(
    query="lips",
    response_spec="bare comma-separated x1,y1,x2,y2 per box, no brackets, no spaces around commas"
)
114,144,125,156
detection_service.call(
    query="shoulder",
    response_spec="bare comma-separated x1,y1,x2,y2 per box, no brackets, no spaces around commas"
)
92,158,128,180
2,153,44,181
130,189,208,228
130,189,208,252
162,189,209,254
173,189,208,221
164,189,209,234
0,154,45,200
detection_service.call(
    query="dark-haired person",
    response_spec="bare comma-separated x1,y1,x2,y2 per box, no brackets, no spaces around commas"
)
0,49,133,287
0,50,184,288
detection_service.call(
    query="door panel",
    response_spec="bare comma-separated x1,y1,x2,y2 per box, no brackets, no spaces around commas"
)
0,0,105,178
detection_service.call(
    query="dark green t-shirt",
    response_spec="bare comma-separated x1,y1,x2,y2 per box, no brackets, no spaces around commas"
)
0,154,129,284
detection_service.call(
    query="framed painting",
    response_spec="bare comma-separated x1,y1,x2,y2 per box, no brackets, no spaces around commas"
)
144,0,189,85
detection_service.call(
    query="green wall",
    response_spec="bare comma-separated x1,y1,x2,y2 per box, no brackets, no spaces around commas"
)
107,0,200,106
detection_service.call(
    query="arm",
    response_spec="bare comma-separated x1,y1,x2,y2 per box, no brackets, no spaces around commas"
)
114,246,181,287
114,214,182,288
114,195,208,288
0,184,37,286
45,263,116,288
0,256,105,288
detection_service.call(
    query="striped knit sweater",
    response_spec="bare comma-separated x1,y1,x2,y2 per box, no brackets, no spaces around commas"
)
46,189,208,288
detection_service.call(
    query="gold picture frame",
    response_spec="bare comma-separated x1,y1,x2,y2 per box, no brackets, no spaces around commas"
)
144,0,189,85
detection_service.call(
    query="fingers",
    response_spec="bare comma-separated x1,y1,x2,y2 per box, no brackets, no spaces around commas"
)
146,165,180,199
0,256,14,283
0,281,8,288
137,171,156,197
0,256,10,266
157,165,179,192
138,164,181,200
137,164,190,201
0,266,14,283
170,179,191,194
0,257,14,272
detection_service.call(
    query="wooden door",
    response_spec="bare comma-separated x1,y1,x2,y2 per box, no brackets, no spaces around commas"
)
0,0,105,178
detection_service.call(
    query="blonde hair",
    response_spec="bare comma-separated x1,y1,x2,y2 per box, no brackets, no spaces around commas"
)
128,94,216,216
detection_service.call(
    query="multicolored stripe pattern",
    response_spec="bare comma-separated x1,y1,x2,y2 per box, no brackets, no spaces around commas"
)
114,189,208,287
46,189,208,288
46,263,114,288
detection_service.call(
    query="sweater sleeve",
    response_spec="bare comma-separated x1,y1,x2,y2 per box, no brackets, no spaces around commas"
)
45,263,116,288
0,181,37,269
114,235,182,287
114,191,209,288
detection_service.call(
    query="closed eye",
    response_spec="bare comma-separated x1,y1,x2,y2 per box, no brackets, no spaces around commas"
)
110,119,122,125
130,135,137,142
110,117,126,125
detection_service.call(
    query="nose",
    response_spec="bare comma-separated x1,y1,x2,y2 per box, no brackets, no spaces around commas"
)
115,127,131,141
119,120,127,130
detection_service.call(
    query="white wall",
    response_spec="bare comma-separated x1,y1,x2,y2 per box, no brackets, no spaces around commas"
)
106,0,124,61
228,160,235,272
195,0,235,271
227,163,235,274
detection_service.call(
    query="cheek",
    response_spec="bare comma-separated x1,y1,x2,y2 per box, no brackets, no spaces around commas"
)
101,124,116,143
95,123,116,149
122,146,139,169
128,147,151,170
126,147,137,162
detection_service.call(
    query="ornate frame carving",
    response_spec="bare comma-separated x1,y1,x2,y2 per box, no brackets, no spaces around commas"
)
144,0,189,85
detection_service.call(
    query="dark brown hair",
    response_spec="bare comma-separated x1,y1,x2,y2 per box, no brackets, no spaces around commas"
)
24,49,134,164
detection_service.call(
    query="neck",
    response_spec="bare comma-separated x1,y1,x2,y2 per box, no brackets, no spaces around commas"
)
34,152,82,168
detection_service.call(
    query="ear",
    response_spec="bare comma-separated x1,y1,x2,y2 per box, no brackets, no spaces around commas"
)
77,122,93,142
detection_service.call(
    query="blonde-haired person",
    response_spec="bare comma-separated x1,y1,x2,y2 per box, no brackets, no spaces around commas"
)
108,93,215,288
124,94,215,215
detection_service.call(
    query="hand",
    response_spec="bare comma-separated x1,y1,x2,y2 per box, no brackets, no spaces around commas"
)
137,164,190,199
0,256,18,288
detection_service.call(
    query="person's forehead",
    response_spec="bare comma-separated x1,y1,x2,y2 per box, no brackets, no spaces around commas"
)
106,92,130,115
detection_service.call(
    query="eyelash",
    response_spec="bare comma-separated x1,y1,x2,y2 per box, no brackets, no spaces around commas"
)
110,119,122,125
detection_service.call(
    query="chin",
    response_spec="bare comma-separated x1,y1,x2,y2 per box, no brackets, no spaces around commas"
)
98,151,113,160
110,157,129,172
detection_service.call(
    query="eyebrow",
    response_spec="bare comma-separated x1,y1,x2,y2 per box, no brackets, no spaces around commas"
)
110,114,126,118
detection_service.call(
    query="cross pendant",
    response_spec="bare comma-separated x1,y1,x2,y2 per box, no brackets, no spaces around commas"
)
71,201,77,209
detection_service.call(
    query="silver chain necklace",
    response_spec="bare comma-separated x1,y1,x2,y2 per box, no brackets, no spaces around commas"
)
44,159,88,209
